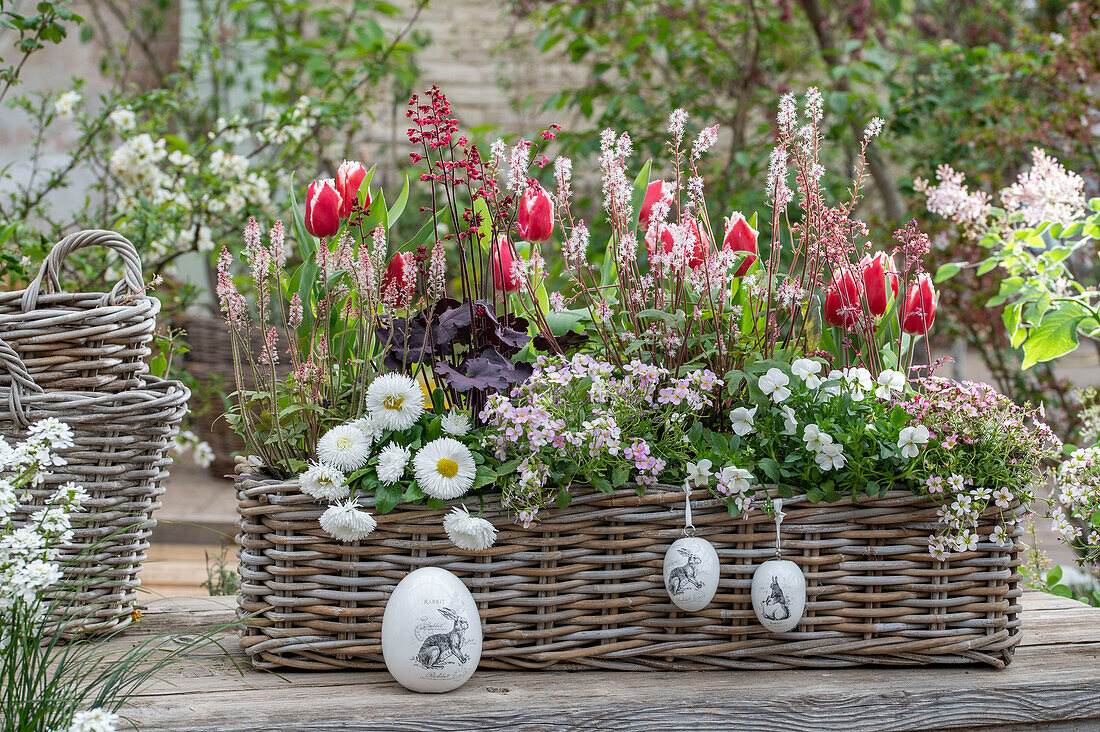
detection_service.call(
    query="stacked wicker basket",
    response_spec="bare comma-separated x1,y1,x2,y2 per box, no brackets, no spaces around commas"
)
0,230,188,634
235,465,1024,671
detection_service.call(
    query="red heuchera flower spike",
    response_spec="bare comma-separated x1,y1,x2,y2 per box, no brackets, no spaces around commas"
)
824,269,862,328
859,251,899,317
304,179,342,238
638,179,673,231
336,161,369,218
901,273,937,335
491,236,521,292
721,212,758,277
517,181,554,242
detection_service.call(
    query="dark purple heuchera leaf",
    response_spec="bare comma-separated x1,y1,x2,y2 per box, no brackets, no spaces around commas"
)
434,346,532,393
534,330,587,352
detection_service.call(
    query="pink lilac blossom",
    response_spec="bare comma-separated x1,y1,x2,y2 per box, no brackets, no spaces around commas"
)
1001,148,1086,226
913,164,993,226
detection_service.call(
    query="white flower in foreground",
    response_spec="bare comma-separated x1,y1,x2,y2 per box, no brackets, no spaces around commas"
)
780,405,798,435
351,413,383,444
719,466,753,494
53,90,81,118
898,425,930,459
875,369,906,400
298,462,349,501
365,373,425,431
319,499,377,542
64,708,120,732
109,107,136,132
414,437,477,499
814,443,847,471
803,423,833,453
441,410,472,437
729,405,757,436
990,525,1010,547
685,459,713,488
376,442,411,484
758,368,791,403
317,424,372,472
844,367,874,401
791,358,823,388
443,505,497,550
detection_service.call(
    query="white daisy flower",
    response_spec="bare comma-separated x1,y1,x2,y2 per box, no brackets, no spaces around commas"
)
65,708,120,732
441,410,472,437
898,425,929,459
685,459,713,488
443,504,497,550
874,369,906,399
350,413,384,444
365,373,425,431
376,442,411,484
758,368,791,403
729,405,757,436
319,498,377,541
298,462,349,501
316,424,372,472
414,437,477,499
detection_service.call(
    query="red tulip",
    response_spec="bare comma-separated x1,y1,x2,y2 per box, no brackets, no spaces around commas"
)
722,212,758,277
491,236,521,292
336,160,369,218
645,219,709,271
638,179,674,231
859,251,900,317
305,178,342,239
824,269,862,329
901,273,937,335
516,181,554,243
382,252,415,306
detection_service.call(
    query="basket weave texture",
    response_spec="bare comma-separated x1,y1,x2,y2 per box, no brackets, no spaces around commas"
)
235,466,1024,671
0,230,158,393
1,230,187,634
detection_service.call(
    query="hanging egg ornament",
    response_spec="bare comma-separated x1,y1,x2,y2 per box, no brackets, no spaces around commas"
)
751,499,807,633
381,567,483,693
664,535,720,611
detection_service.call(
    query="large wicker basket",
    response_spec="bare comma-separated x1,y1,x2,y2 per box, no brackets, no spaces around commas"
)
0,230,158,393
236,466,1024,671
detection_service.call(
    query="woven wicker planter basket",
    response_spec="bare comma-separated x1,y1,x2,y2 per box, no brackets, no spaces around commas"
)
236,465,1024,671
0,230,158,393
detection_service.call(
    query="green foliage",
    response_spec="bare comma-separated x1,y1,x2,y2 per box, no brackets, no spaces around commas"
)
201,541,240,596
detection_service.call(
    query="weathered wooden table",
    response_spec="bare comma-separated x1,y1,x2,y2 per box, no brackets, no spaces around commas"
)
118,591,1100,731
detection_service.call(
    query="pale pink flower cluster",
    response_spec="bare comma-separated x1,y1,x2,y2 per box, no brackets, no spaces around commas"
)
1001,148,1086,226
913,164,992,226
1056,445,1100,560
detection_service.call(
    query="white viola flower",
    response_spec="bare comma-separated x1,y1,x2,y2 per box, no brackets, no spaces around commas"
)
298,462,349,501
814,443,846,471
730,405,758,436
719,466,753,493
376,442,411,484
414,437,477,500
64,708,120,732
791,358,823,388
316,424,372,472
874,369,906,400
844,367,874,401
319,498,377,541
440,410,472,437
686,459,713,488
780,405,798,435
365,373,425,431
802,423,834,453
898,425,930,459
443,504,497,551
758,368,792,403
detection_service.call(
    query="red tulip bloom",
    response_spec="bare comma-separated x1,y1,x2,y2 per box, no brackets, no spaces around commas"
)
646,219,709,271
721,212,758,277
517,181,554,243
859,251,900,317
491,236,521,292
824,269,862,329
901,273,937,335
336,160,369,218
304,178,342,239
382,252,415,306
638,179,674,231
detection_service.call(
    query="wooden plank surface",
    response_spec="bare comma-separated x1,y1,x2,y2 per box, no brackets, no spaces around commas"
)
116,591,1100,731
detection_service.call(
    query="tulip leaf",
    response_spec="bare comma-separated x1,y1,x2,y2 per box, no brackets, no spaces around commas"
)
474,196,493,254
630,159,652,225
387,174,409,225
1020,302,1090,369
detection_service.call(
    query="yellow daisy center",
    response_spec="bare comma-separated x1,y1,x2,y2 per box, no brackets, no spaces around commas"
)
382,394,404,411
436,457,459,479
336,436,353,450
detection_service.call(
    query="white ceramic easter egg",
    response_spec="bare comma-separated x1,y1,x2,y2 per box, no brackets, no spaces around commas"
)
381,567,482,693
663,536,720,612
751,558,807,633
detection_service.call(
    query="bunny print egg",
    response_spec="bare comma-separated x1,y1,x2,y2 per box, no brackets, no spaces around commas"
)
751,558,806,633
663,536,720,612
381,567,483,693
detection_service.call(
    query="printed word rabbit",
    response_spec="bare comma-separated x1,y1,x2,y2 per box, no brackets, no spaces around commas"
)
415,607,470,669
761,575,791,622
667,547,703,594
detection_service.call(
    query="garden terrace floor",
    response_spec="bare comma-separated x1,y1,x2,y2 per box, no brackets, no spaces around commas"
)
115,591,1099,731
